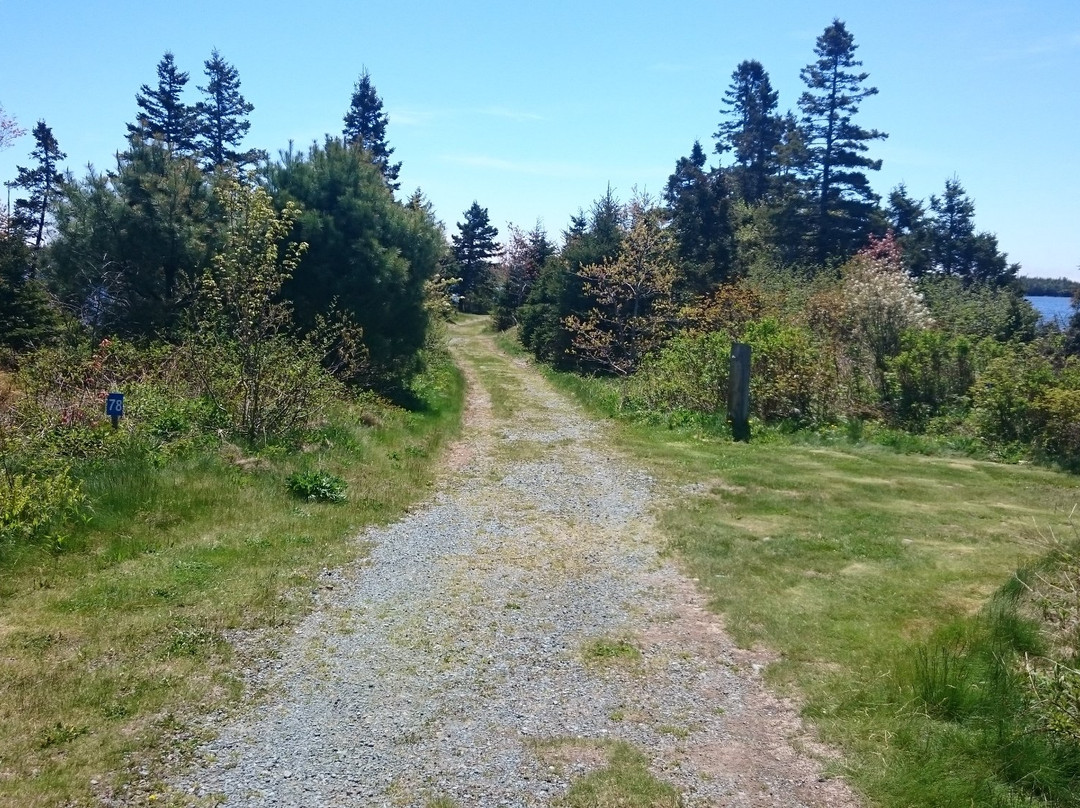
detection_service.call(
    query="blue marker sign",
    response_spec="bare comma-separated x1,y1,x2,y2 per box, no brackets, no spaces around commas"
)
106,392,124,427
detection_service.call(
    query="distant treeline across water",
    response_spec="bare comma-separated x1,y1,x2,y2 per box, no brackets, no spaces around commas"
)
1019,276,1080,297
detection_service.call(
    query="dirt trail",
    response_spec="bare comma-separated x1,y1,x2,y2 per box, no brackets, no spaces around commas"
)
170,319,861,807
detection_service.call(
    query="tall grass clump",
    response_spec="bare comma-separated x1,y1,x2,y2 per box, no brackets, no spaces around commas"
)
877,564,1080,807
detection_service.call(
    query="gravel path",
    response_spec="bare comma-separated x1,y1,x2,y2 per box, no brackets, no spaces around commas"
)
169,320,860,807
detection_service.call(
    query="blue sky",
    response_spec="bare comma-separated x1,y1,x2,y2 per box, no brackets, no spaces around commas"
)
1,0,1078,279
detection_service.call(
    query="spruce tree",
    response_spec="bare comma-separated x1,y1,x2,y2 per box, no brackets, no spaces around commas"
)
798,19,886,263
195,49,263,170
664,141,732,289
928,178,1016,285
12,121,66,258
714,60,782,205
887,183,933,277
452,202,499,308
0,226,59,353
343,69,401,190
127,52,197,155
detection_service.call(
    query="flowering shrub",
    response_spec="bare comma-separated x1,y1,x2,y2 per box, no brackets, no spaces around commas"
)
842,232,932,396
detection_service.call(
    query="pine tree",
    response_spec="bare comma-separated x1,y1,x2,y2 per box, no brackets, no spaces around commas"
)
0,225,59,354
798,19,887,263
126,52,197,155
714,60,782,205
343,69,401,190
928,178,1016,285
887,183,932,277
664,141,732,289
12,121,66,258
452,202,500,307
195,49,263,170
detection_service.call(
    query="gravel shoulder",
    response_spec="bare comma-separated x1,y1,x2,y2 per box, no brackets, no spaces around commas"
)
168,319,861,807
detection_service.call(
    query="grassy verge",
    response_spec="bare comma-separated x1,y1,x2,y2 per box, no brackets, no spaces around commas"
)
0,351,463,807
520,341,1080,806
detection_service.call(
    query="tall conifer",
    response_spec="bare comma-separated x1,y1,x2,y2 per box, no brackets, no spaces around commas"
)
798,20,886,263
343,69,401,190
12,121,66,257
195,49,262,170
715,60,781,205
127,52,197,155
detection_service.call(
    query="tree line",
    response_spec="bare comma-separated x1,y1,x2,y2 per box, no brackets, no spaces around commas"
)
0,51,475,396
470,19,1079,469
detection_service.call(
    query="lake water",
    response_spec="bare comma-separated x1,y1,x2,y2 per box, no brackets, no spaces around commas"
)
1026,295,1074,326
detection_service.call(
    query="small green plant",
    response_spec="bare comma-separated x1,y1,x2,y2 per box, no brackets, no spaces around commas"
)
286,470,348,503
556,740,681,807
583,637,641,664
37,722,88,749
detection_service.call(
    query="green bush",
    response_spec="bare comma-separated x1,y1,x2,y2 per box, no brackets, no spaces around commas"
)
885,329,974,430
968,344,1056,450
1033,386,1080,468
286,470,347,503
0,466,86,555
626,331,730,414
740,318,818,422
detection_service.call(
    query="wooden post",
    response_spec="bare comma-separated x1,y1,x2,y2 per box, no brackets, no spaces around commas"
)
728,342,751,442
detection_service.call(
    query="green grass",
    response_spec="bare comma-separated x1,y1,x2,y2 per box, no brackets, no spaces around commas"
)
0,353,464,808
583,637,642,665
530,347,1080,807
535,739,681,808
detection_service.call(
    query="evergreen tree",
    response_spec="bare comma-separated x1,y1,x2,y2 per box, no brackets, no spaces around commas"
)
47,147,212,338
0,225,59,355
664,141,733,290
518,189,626,366
12,121,66,258
195,49,263,170
798,19,887,263
343,69,401,190
928,178,1017,286
452,202,500,309
887,183,933,277
126,52,197,155
714,60,782,205
269,137,445,390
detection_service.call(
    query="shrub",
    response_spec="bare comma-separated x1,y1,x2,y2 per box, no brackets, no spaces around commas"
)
740,318,818,422
1032,383,1080,468
885,329,975,430
0,465,86,555
841,233,932,398
625,331,730,414
286,470,347,503
968,344,1056,450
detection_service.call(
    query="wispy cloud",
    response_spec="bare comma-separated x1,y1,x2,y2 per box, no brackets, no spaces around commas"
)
388,107,441,126
388,105,544,126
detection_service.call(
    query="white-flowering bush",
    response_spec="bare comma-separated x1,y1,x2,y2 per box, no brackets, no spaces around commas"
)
842,232,932,395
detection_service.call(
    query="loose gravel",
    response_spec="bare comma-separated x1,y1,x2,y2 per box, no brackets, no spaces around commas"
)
167,324,860,807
